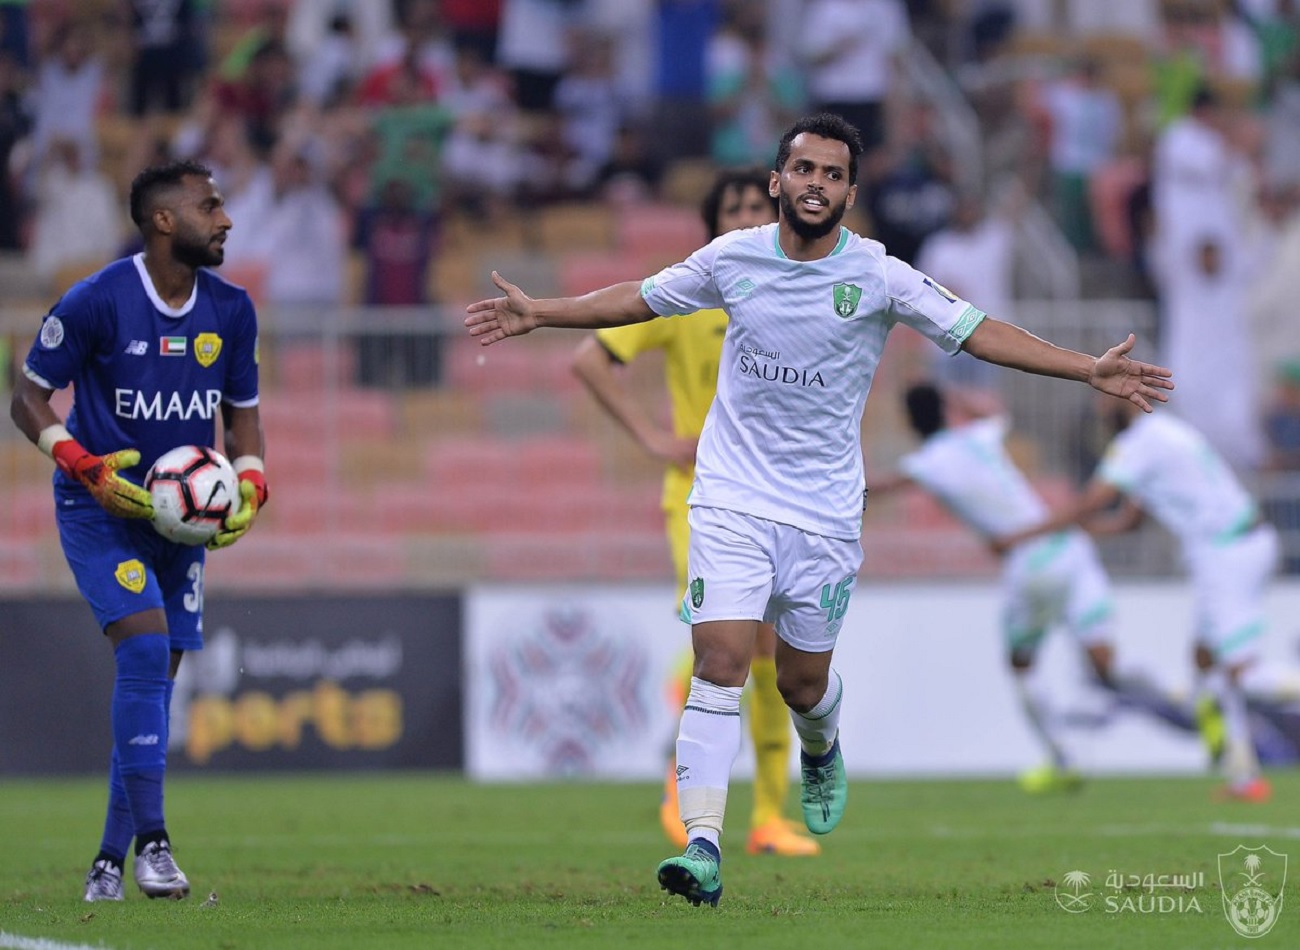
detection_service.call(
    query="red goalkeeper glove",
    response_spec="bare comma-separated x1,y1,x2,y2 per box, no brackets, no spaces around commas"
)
207,463,268,550
48,435,154,519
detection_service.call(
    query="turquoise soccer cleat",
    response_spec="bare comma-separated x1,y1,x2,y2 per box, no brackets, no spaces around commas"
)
800,737,847,835
657,839,723,907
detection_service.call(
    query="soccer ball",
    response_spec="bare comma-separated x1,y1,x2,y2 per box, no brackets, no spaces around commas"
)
145,445,241,546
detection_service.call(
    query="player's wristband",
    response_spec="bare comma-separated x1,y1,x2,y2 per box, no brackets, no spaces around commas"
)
42,427,91,477
37,423,74,458
233,456,268,507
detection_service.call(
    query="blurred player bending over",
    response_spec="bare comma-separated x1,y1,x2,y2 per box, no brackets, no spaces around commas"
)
571,167,818,857
466,112,1173,907
9,160,269,901
997,400,1277,803
872,383,1189,793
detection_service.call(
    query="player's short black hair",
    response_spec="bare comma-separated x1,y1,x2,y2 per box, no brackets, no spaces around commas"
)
129,159,214,228
699,166,775,239
904,382,946,439
774,113,864,185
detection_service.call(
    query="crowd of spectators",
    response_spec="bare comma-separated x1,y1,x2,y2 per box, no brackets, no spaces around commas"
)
0,0,1299,475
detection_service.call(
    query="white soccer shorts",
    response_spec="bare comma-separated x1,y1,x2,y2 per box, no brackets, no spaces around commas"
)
1002,529,1114,655
1186,523,1279,662
681,505,863,653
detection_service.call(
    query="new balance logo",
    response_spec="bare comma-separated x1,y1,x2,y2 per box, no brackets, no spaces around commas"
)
127,734,160,746
124,340,148,355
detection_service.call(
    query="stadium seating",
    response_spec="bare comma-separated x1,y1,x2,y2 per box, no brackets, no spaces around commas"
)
616,203,707,262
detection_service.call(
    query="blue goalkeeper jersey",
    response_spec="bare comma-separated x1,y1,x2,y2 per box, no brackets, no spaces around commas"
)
23,253,259,502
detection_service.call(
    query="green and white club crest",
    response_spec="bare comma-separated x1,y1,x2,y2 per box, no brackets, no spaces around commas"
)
832,283,862,318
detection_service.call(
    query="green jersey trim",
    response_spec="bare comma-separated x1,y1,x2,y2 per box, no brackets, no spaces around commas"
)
949,305,987,345
772,226,850,260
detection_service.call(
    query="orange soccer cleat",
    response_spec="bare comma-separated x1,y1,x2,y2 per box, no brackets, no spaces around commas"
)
745,818,822,857
659,759,688,849
1214,777,1272,803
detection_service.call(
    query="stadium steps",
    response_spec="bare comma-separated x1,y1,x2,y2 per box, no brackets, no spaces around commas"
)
528,202,617,252
424,435,604,489
201,531,415,592
443,335,584,396
616,203,707,265
558,251,650,298
398,389,489,438
264,340,359,391
483,530,671,581
257,388,399,439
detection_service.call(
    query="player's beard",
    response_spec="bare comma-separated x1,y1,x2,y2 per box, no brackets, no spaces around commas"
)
779,188,848,241
174,228,225,269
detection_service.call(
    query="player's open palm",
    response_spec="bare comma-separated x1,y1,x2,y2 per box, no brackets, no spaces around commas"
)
464,272,540,345
1090,334,1174,412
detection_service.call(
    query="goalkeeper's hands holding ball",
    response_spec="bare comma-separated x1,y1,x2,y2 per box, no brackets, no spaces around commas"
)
207,461,268,550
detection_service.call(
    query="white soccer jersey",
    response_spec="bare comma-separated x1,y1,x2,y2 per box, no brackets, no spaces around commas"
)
640,224,986,539
1097,412,1259,548
897,416,1048,539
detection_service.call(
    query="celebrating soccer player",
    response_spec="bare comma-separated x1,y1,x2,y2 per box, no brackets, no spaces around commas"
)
9,160,269,901
465,113,1173,907
995,399,1277,803
571,167,819,858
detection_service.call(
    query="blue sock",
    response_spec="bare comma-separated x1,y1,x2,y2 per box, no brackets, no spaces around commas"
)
97,749,133,865
164,677,175,748
112,634,169,841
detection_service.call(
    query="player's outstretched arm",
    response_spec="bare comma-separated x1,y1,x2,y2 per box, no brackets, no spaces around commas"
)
991,479,1123,554
962,320,1173,411
465,272,656,346
10,374,153,519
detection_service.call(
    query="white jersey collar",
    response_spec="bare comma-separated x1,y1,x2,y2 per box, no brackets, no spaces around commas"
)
133,252,197,318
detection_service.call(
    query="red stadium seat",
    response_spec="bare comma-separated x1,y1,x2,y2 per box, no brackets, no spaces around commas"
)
558,252,647,298
617,203,708,261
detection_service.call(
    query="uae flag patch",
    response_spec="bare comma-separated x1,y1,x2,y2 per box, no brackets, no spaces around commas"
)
160,336,187,356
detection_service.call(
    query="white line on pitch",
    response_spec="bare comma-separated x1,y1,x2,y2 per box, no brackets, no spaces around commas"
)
0,934,111,950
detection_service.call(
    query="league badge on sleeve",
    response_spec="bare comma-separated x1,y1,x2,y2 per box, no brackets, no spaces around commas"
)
923,277,958,303
39,315,64,349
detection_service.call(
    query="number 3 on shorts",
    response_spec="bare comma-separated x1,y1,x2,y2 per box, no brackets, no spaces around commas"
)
820,575,854,622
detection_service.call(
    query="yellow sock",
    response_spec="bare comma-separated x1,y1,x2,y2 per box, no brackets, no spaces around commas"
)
747,657,790,828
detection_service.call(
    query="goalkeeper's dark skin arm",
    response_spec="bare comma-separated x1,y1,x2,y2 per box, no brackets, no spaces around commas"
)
10,372,65,445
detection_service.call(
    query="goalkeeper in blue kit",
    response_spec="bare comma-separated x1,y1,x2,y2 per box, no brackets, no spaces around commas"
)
9,160,269,901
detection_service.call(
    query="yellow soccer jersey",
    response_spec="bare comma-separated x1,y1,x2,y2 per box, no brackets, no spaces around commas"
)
596,308,727,514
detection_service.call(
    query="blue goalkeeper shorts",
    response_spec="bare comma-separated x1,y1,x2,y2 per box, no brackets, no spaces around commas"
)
55,496,207,650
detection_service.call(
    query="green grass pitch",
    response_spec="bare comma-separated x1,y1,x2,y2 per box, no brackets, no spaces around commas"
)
0,771,1295,949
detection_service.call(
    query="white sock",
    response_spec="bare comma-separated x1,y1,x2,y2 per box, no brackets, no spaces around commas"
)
1219,679,1261,787
1014,671,1068,768
676,677,743,848
790,668,842,757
